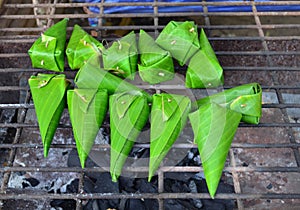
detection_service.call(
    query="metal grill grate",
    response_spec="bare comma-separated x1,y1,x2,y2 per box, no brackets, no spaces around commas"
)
1,1,300,209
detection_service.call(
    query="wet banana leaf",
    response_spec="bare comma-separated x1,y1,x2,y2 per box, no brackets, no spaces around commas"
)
186,29,224,88
193,83,262,124
155,21,200,66
189,103,242,198
66,24,104,70
103,31,138,80
28,18,68,72
138,29,174,84
75,55,152,102
28,74,70,157
110,90,150,181
149,93,191,181
67,89,108,168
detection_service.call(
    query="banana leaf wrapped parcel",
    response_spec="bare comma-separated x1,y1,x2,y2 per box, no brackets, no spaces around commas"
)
149,93,191,181
102,31,138,80
28,74,70,157
155,21,200,66
186,29,224,88
66,24,104,70
138,29,174,84
28,18,68,72
110,91,150,182
189,83,262,198
67,89,108,168
75,55,152,102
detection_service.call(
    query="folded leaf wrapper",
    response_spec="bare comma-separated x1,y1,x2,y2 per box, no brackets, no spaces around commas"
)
110,91,150,181
67,89,108,168
194,83,262,124
28,18,68,72
75,55,152,102
138,29,174,84
103,31,138,80
66,24,104,70
29,74,70,157
189,103,242,198
186,29,224,88
155,21,200,66
149,93,191,181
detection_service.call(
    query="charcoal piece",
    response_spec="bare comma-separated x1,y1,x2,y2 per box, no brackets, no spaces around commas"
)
164,199,198,210
164,179,190,193
24,177,40,187
119,176,136,193
135,179,159,210
66,178,79,193
50,199,76,209
189,180,203,209
124,199,146,210
165,172,195,182
83,172,119,210
193,179,235,210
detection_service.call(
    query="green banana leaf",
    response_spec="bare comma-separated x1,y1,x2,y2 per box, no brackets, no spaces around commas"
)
28,74,70,157
155,21,200,66
102,31,138,80
148,93,191,181
138,29,174,84
75,55,152,102
189,103,242,198
193,83,262,124
28,18,68,72
186,29,224,88
66,24,104,70
110,90,150,181
67,88,108,168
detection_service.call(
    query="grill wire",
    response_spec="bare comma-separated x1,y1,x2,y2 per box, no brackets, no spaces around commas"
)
0,0,300,209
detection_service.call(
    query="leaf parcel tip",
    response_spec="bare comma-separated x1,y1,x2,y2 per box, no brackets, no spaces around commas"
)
138,29,174,84
148,93,191,180
155,21,200,66
28,73,70,157
28,18,68,72
189,103,242,198
103,31,138,80
185,29,224,88
194,83,262,124
110,90,150,181
67,88,108,168
66,24,104,70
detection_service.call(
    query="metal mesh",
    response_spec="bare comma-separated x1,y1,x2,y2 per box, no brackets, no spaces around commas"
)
0,1,300,209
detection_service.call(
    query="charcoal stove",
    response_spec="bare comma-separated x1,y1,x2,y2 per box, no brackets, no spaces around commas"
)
1,0,300,209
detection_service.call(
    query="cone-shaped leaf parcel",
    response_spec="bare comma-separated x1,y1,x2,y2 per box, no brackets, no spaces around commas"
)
138,29,174,84
75,55,152,102
110,91,150,182
189,83,262,198
186,29,224,88
66,24,104,70
67,89,108,168
189,103,242,198
194,83,262,124
28,18,68,72
155,21,200,66
29,74,70,157
149,94,191,181
103,31,138,80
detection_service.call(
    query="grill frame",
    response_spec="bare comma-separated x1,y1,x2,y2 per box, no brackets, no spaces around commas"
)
1,1,300,209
